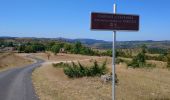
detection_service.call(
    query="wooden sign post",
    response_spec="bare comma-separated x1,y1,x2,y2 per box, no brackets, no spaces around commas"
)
90,3,139,100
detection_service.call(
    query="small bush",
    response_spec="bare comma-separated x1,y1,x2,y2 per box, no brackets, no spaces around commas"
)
62,60,108,78
130,52,145,68
128,52,155,68
53,62,70,68
128,60,156,68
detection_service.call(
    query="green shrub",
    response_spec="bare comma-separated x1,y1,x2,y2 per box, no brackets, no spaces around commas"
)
53,62,70,68
62,60,108,78
128,61,156,68
128,52,146,68
128,51,155,68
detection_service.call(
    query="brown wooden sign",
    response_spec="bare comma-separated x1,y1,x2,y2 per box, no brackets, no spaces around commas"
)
91,12,139,31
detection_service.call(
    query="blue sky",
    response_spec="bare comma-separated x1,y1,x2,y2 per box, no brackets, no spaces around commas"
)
0,0,170,41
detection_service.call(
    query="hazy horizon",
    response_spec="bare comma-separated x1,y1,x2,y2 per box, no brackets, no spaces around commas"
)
1,35,170,42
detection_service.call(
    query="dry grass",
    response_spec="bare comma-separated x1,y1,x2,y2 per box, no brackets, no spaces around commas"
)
32,53,100,62
146,60,167,68
0,53,33,71
32,54,112,100
116,64,170,100
146,53,160,57
32,53,170,100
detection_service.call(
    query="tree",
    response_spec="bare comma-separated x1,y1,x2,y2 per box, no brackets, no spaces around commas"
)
80,47,94,56
141,44,147,54
71,41,82,54
167,54,170,68
128,52,146,68
128,45,146,68
7,42,14,47
51,45,60,55
32,43,45,52
64,43,72,51
106,50,112,57
24,46,36,53
18,45,26,53
46,42,56,51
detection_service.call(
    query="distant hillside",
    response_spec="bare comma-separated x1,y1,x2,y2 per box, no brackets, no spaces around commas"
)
0,37,113,49
59,39,170,50
117,41,170,49
62,38,112,49
0,36,170,49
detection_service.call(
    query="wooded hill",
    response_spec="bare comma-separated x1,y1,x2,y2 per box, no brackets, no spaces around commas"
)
0,37,170,50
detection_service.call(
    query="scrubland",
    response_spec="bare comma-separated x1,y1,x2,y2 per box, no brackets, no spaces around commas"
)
32,53,170,100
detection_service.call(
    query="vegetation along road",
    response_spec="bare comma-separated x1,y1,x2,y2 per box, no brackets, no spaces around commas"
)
0,56,44,100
